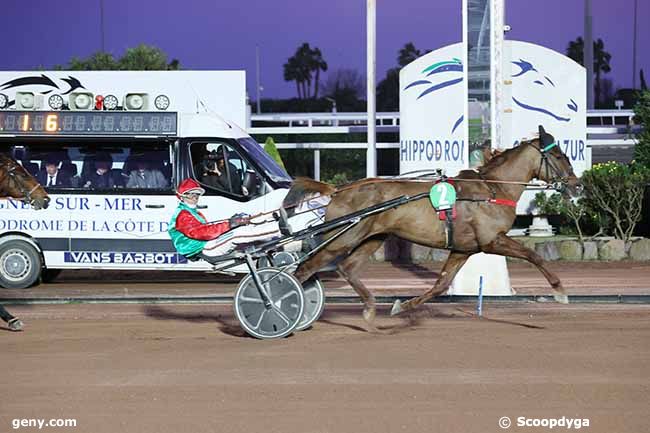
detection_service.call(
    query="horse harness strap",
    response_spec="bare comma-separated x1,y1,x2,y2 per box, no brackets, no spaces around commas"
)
457,197,517,207
440,197,517,250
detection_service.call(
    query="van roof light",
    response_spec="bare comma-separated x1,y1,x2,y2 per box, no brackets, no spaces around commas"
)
16,91,35,110
124,93,148,110
69,91,94,110
48,94,64,110
154,94,170,110
104,94,119,110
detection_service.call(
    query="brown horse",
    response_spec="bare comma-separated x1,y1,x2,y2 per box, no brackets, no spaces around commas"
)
284,127,581,328
0,153,50,331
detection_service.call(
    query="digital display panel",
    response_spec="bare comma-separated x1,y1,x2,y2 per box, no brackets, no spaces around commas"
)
0,111,177,136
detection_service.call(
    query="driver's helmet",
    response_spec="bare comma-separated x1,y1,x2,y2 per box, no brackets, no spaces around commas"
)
176,178,205,200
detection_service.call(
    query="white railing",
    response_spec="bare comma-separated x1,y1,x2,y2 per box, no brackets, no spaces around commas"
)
250,110,635,129
248,110,640,180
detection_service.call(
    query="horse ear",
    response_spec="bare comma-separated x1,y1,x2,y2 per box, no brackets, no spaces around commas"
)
538,125,555,147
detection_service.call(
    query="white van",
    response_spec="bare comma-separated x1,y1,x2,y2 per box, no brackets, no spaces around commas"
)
0,71,311,289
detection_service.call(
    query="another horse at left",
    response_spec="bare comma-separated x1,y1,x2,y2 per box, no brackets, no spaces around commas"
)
0,153,50,331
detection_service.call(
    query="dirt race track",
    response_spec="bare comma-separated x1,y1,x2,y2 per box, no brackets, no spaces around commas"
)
1,262,650,433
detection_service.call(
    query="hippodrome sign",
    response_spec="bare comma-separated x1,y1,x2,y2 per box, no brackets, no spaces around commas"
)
400,40,587,177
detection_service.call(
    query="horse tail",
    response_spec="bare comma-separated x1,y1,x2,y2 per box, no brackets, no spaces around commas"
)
282,177,336,211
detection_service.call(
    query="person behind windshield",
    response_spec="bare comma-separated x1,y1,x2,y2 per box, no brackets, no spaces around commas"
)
199,147,243,194
126,156,168,189
168,178,251,260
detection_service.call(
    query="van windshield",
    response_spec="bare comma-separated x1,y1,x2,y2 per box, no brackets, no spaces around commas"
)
237,137,292,185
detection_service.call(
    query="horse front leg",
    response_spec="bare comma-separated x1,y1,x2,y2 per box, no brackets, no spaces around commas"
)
482,233,568,304
0,304,23,331
391,251,471,315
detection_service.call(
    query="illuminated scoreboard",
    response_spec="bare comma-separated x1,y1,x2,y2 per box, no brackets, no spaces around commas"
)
0,111,177,136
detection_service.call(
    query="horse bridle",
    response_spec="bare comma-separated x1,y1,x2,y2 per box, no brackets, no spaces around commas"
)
527,141,570,192
0,158,42,205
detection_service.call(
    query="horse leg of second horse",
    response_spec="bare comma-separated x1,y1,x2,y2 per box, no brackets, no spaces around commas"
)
337,239,384,329
391,252,471,315
0,304,23,331
483,233,568,303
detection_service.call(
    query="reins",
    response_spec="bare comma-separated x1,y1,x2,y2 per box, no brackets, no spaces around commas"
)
241,142,568,226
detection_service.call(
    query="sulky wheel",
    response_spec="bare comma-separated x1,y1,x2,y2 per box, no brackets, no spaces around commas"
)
295,276,325,331
234,267,304,339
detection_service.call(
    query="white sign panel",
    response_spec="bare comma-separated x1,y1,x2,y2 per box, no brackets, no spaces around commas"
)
400,41,586,176
504,41,587,175
400,44,467,176
0,70,246,128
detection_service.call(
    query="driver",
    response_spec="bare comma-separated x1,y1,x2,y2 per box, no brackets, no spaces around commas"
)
168,178,251,260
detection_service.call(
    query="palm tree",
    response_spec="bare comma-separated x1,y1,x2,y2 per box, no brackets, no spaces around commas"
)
566,37,612,106
283,43,328,99
310,47,328,98
283,56,301,99
296,43,313,98
397,42,423,67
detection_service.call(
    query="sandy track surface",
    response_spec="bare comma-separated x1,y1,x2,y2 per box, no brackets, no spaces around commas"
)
1,303,649,433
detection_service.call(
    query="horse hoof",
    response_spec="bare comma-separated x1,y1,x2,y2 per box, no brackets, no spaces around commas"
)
363,307,376,324
8,318,23,331
554,293,569,304
390,300,403,316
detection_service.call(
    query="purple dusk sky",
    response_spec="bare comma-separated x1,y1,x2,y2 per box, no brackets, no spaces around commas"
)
3,0,648,101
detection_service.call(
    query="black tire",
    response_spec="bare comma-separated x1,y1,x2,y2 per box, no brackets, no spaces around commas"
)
0,240,42,289
41,268,63,283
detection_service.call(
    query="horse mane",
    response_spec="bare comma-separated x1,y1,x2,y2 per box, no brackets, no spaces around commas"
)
282,177,336,208
477,138,538,174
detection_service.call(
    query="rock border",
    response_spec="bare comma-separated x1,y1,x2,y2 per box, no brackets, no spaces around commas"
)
369,236,650,262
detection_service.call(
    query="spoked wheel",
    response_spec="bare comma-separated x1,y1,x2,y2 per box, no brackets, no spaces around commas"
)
234,268,304,340
295,276,325,331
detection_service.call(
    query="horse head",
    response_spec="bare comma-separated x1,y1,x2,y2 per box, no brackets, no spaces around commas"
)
0,154,50,209
531,126,582,196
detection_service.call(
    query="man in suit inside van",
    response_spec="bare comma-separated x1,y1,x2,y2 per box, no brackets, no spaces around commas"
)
81,153,120,189
37,156,72,188
126,157,168,189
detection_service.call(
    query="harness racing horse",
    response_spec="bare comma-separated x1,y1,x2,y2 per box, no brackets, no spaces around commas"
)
283,126,581,329
0,153,50,331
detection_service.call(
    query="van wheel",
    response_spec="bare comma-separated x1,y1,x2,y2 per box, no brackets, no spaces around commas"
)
41,269,63,283
0,240,42,289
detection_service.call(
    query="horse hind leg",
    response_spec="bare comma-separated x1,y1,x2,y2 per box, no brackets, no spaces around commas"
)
391,251,471,315
337,239,384,330
483,233,568,304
